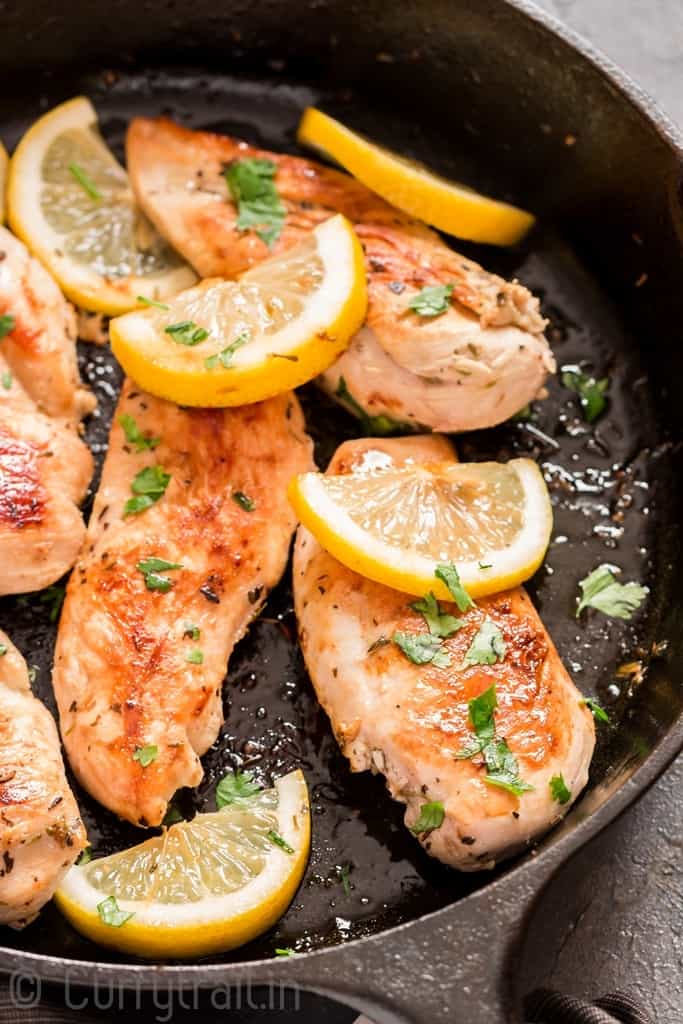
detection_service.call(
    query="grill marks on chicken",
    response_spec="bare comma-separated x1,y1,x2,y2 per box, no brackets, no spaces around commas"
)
293,436,595,870
0,630,87,927
53,382,314,827
0,229,94,596
126,118,554,432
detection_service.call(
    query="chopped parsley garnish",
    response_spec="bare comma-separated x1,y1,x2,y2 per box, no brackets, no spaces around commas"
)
205,332,249,369
0,644,7,657
461,617,506,668
97,895,134,928
118,413,160,452
580,697,609,724
456,685,533,797
511,403,533,422
393,631,451,668
225,157,286,248
1,371,11,390
39,584,66,624
162,805,184,826
68,162,102,201
550,774,571,805
232,490,255,512
561,368,609,423
137,295,169,310
340,863,351,897
334,376,411,436
408,283,454,318
409,801,445,835
182,622,200,641
411,592,463,638
267,830,294,854
164,320,209,346
275,947,296,957
132,745,158,767
77,846,93,866
136,557,183,592
215,770,262,809
435,562,475,613
186,648,204,665
0,314,16,340
576,564,648,620
123,465,171,517
479,561,493,570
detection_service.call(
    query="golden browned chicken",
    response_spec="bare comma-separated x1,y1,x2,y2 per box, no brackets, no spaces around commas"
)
293,436,595,870
53,381,313,827
126,118,554,432
0,227,94,596
0,629,87,927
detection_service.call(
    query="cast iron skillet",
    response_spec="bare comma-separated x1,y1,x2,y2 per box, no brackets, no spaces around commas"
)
0,1,682,1021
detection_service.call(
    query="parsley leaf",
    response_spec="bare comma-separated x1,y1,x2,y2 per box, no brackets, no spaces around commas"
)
334,376,412,436
39,584,65,624
275,947,295,957
393,631,451,668
132,745,158,767
137,295,169,310
69,162,102,201
340,863,351,897
215,770,262,808
561,368,609,423
123,465,171,517
136,557,183,593
186,648,204,665
580,697,609,723
225,158,286,248
434,562,475,613
232,490,255,512
182,621,200,641
411,592,463,638
205,332,250,369
461,617,506,668
118,413,160,452
164,320,209,346
0,314,15,340
550,774,571,804
456,685,533,797
162,805,184,826
268,829,294,854
576,564,648,620
0,644,6,657
97,895,134,928
409,801,445,835
1,371,11,390
408,284,454,317
77,846,92,866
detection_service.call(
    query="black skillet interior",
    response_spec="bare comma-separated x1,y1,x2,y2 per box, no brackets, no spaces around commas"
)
0,0,682,973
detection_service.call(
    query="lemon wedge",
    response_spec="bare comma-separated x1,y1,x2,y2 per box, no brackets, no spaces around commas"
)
289,458,552,599
297,107,535,247
0,141,7,223
55,769,310,959
110,213,367,407
7,96,196,315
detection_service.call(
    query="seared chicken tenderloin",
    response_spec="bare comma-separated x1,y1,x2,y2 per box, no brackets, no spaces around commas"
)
126,118,554,432
0,630,87,928
0,229,94,596
53,382,313,827
292,435,595,870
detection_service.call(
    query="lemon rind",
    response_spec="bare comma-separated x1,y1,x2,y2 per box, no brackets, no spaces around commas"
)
297,107,534,247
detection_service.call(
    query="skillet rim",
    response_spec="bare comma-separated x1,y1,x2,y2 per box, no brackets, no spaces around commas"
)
0,0,681,990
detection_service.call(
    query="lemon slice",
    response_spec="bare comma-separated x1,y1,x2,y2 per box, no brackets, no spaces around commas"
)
110,213,367,407
297,107,535,247
0,141,7,223
289,459,552,599
55,770,310,959
7,97,196,315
